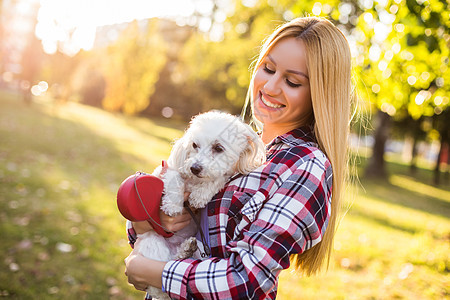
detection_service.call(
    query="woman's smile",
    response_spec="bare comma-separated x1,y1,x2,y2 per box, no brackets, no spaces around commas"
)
258,91,285,109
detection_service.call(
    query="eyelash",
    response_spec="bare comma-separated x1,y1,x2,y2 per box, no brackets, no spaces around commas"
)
286,80,301,88
263,64,301,88
263,64,275,74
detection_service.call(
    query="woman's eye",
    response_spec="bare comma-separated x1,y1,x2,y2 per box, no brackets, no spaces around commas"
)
263,64,275,74
213,145,224,153
193,143,199,149
286,79,301,88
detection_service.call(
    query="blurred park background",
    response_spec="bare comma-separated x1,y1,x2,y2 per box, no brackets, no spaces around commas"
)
0,0,449,299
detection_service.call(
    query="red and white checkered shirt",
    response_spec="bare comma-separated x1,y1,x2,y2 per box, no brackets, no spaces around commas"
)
129,126,332,300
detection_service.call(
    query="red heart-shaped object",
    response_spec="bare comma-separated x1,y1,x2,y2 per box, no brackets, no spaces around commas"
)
117,172,173,237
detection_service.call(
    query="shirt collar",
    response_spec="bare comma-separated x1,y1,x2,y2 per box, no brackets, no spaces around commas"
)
265,125,317,149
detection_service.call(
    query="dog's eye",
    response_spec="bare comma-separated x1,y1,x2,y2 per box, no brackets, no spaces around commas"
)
192,143,199,149
213,144,224,153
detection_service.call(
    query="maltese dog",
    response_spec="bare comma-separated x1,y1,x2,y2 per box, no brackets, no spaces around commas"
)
137,111,265,299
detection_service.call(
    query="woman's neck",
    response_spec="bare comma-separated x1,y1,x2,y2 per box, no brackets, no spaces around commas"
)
261,121,313,144
261,124,295,144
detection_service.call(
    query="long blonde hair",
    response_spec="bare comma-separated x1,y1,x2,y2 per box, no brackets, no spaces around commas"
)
243,17,353,275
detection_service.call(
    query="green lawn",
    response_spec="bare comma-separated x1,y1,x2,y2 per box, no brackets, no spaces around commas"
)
1,91,448,299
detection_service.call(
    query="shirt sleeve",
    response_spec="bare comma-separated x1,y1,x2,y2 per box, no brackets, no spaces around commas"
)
126,220,137,249
161,154,332,300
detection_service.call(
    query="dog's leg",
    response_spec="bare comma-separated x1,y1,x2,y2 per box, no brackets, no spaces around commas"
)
175,237,198,260
137,232,171,261
160,170,185,216
137,232,172,300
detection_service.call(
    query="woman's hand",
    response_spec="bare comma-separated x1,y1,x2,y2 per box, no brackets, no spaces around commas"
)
134,193,193,234
159,206,192,232
124,240,166,290
132,209,191,235
159,192,193,232
132,221,153,234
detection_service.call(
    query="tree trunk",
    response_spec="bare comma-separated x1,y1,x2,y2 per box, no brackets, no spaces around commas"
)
433,129,450,185
410,135,418,173
365,110,391,178
445,144,450,183
434,141,443,185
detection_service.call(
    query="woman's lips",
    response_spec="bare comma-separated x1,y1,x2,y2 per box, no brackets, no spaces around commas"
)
259,92,285,109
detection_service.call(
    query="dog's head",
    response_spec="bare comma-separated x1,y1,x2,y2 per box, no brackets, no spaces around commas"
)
167,111,265,181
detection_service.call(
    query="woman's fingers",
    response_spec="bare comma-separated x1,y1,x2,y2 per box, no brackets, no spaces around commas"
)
124,250,149,291
169,218,192,232
159,207,192,232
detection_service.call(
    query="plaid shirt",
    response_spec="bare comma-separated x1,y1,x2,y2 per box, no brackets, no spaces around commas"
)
129,127,332,300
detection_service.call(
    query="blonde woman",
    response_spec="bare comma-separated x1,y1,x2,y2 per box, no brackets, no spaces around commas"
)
125,16,353,299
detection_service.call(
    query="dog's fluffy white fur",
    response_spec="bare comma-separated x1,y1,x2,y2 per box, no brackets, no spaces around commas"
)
136,111,265,299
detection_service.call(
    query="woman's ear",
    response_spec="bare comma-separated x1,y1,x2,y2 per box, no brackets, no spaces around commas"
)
167,136,188,170
236,126,266,174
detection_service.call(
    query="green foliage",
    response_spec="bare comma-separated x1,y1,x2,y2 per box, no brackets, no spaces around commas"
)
352,0,449,123
102,20,167,114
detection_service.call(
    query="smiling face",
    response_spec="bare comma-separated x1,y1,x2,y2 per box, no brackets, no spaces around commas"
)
252,37,313,141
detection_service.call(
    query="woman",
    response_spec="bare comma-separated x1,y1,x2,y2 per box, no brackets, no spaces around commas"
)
125,16,353,299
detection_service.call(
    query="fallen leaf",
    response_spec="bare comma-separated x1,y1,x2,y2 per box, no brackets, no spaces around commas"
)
106,277,117,286
56,242,73,253
38,252,50,261
109,286,121,296
17,239,33,250
9,263,20,272
48,286,59,294
63,274,76,285
13,216,30,226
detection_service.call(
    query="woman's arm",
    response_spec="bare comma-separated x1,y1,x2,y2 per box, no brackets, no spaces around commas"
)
124,241,166,290
125,203,193,288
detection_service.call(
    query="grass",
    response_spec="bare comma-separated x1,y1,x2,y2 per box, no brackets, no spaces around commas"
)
0,90,449,299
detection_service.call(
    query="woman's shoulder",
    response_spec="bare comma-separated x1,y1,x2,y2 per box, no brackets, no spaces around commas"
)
266,126,329,168
268,139,330,172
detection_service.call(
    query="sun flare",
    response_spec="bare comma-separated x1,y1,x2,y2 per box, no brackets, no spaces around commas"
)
35,0,198,55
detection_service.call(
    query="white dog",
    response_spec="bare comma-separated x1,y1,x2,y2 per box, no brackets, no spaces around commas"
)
137,111,265,300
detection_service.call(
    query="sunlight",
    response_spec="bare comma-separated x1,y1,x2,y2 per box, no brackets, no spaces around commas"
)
30,81,48,96
390,174,450,203
35,0,198,55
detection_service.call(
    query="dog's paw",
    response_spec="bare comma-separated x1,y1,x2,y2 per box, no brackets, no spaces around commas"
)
175,237,198,260
146,286,170,300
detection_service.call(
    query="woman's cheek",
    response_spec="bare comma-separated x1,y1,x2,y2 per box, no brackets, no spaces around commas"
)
253,68,266,94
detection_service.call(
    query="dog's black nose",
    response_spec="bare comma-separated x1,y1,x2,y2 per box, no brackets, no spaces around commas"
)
190,163,203,176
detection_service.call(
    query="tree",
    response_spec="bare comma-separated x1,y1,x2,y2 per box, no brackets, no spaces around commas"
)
101,19,167,115
353,0,450,178
39,50,84,103
432,107,450,185
19,30,44,104
393,115,427,172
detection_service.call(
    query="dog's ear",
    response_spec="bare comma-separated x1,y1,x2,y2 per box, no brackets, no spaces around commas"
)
167,136,189,170
235,125,266,174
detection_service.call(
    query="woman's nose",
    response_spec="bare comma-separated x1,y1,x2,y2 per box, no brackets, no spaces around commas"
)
263,74,281,96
